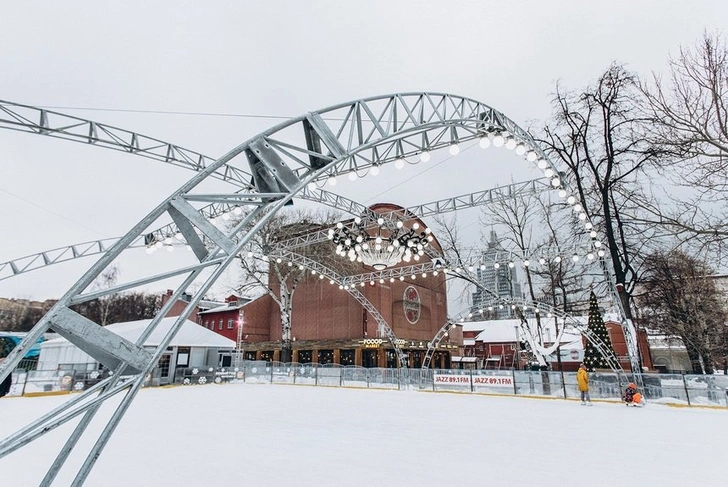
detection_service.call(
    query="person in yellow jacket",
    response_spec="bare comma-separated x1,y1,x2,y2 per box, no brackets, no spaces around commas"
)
577,363,592,405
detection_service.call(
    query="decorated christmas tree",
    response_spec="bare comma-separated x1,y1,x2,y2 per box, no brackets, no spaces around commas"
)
582,289,615,371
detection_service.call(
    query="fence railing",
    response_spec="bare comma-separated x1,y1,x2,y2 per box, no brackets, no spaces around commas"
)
5,361,728,408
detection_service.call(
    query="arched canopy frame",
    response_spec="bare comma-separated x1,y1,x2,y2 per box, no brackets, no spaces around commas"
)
0,93,624,486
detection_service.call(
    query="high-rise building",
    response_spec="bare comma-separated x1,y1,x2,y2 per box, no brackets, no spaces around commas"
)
471,230,522,318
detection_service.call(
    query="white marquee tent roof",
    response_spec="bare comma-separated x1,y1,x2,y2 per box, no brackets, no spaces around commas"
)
466,317,585,344
43,317,236,349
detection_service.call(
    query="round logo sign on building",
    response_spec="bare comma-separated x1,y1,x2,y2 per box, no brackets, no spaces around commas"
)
403,286,421,324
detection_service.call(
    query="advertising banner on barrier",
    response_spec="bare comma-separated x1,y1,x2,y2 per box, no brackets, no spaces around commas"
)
472,375,513,388
433,373,515,389
433,373,471,387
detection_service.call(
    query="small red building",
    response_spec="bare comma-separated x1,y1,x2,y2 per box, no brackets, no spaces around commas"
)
461,317,653,372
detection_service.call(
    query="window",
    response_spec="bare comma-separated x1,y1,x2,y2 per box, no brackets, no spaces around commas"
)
204,320,209,329
318,350,334,365
340,349,355,366
176,348,190,367
227,318,234,329
244,351,257,361
218,319,223,330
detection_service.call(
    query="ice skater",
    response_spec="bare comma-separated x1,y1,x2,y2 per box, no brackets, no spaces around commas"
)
623,382,643,406
577,363,592,405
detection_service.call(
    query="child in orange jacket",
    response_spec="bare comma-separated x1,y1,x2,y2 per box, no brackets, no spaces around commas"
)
623,383,643,406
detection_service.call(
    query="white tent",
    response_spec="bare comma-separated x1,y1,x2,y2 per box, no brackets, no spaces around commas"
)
38,317,235,384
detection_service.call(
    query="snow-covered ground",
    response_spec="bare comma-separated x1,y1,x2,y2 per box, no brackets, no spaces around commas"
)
1,384,725,486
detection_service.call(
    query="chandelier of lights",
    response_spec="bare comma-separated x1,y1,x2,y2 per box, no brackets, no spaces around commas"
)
328,216,433,271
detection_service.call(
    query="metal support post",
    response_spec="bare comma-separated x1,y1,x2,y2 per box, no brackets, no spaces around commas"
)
682,374,691,406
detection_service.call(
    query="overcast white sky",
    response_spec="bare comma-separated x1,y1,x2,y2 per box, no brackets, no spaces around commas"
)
1,0,726,301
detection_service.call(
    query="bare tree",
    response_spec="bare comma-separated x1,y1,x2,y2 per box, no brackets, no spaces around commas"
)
531,193,588,313
95,266,119,326
640,32,728,257
430,214,475,310
537,64,661,324
0,299,54,332
636,249,727,374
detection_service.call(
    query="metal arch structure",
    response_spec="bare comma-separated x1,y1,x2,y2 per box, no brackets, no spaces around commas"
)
0,179,552,281
0,99,251,188
0,92,619,485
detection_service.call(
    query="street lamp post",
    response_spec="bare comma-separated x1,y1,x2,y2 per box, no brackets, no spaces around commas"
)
513,324,520,370
235,310,244,368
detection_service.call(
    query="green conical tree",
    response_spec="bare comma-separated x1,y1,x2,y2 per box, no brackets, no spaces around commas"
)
583,290,615,371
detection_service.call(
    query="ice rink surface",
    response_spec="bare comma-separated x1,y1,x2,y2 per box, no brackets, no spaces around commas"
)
1,384,725,486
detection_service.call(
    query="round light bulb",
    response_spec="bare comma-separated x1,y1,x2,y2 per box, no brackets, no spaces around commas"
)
515,144,526,155
394,158,405,169
327,176,337,186
479,136,491,149
347,172,357,181
505,138,517,150
537,159,548,169
370,166,380,176
420,150,431,162
492,134,504,147
526,151,538,162
449,143,460,156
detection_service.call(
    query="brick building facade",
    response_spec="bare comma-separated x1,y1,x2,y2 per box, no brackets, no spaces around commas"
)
185,204,459,368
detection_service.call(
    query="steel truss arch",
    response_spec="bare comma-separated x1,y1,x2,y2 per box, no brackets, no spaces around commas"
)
0,178,553,281
0,92,620,485
0,100,253,189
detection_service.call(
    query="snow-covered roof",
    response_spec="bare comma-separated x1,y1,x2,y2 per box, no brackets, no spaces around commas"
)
43,317,235,349
198,295,262,315
198,303,240,315
463,339,475,346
